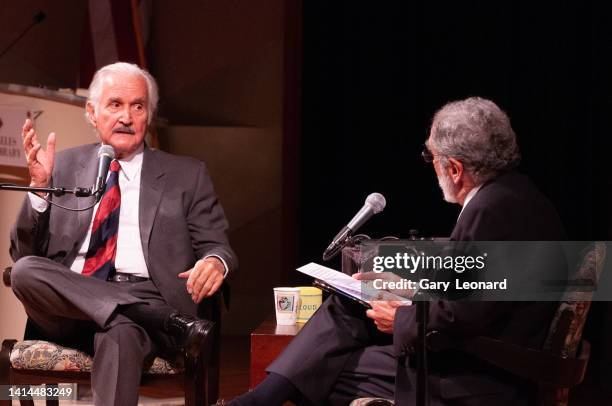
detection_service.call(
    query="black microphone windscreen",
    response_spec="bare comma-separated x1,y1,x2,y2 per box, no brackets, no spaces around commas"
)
33,11,46,23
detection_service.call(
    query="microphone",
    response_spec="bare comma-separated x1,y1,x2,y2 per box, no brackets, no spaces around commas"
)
322,193,386,261
93,145,115,201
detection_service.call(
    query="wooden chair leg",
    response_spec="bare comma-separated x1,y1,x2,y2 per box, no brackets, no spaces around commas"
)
45,384,59,406
185,355,205,406
0,340,16,406
13,385,37,406
207,323,221,404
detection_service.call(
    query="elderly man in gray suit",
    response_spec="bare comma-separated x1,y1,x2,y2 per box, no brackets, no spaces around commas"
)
9,62,237,406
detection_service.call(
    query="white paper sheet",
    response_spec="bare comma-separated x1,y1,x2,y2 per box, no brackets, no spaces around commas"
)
297,262,411,304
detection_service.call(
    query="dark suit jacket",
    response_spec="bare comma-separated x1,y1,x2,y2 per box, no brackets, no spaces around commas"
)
10,143,237,317
393,170,566,402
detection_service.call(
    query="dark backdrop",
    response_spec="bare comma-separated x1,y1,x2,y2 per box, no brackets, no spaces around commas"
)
295,0,610,265
290,0,612,385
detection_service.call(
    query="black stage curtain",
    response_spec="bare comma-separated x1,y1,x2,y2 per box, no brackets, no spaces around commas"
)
296,0,610,264
292,0,612,386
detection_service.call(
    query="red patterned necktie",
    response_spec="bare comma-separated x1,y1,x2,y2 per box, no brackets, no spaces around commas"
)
82,160,121,280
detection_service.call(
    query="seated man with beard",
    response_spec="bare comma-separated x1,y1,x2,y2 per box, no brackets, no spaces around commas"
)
228,97,565,406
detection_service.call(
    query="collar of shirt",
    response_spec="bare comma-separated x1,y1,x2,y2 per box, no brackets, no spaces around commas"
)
113,143,144,181
457,184,482,221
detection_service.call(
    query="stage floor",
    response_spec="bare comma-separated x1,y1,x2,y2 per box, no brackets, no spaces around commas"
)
9,335,612,405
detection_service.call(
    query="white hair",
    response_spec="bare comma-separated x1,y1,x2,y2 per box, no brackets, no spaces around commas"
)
86,62,159,125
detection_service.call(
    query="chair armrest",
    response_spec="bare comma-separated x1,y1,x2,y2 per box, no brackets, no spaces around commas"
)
2,267,11,287
458,336,589,387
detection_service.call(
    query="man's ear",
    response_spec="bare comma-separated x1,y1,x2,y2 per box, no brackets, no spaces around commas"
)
447,157,464,184
86,102,97,127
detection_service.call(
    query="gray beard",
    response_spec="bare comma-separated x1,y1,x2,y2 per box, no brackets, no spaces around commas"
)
438,171,458,203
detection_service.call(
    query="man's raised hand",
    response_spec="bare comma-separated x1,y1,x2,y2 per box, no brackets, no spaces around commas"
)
22,119,56,188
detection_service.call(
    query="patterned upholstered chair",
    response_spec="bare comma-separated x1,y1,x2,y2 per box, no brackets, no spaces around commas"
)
351,242,606,406
0,267,221,406
535,241,606,405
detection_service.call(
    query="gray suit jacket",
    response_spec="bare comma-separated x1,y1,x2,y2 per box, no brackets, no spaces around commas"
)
10,143,238,317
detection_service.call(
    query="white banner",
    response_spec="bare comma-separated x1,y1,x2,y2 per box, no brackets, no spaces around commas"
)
0,106,28,167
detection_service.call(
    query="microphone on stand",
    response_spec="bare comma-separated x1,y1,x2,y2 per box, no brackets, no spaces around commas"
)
0,144,115,211
92,145,115,201
322,193,386,261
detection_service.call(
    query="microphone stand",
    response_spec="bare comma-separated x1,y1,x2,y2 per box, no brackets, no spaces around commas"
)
416,299,429,406
331,226,430,405
410,229,429,406
0,183,92,197
0,11,46,60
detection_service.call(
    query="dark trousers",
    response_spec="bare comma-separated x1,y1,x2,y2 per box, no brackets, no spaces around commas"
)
267,295,396,405
267,295,527,406
10,256,176,406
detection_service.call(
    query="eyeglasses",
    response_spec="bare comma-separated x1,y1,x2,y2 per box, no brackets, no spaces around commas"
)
421,145,434,163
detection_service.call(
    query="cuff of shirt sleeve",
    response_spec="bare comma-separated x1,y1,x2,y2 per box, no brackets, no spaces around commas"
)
204,254,229,278
28,192,49,213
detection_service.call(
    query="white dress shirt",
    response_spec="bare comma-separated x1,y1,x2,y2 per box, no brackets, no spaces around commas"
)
30,145,149,276
457,184,482,222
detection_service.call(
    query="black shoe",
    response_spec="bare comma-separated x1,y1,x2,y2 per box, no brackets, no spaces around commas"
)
165,312,215,359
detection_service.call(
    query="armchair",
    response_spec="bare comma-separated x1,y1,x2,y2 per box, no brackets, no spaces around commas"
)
0,266,221,406
352,242,606,406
